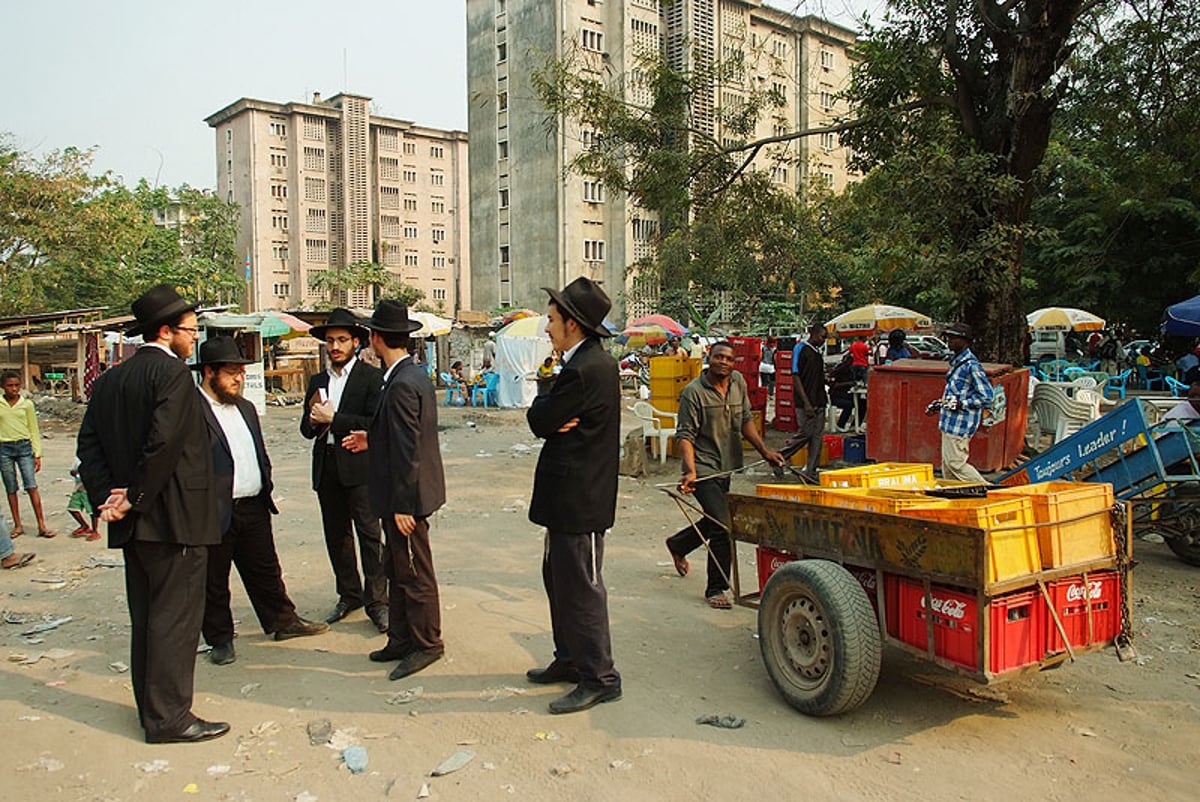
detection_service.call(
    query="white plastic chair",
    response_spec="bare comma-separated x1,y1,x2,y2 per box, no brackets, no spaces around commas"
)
630,401,677,463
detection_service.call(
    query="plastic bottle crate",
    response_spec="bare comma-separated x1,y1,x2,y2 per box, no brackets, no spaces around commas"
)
649,355,688,378
773,412,798,432
755,483,826,503
988,481,1116,568
741,409,766,450
820,462,936,489
894,578,979,670
814,488,953,516
756,545,797,589
1045,571,1121,653
728,336,762,359
989,589,1047,674
748,385,769,411
843,434,867,463
824,435,844,460
899,496,1041,584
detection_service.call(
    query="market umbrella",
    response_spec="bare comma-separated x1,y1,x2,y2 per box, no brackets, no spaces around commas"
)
501,308,538,326
498,315,549,339
628,313,688,336
825,304,932,336
1026,307,1105,332
620,323,672,349
1162,295,1200,337
259,311,312,339
408,311,453,338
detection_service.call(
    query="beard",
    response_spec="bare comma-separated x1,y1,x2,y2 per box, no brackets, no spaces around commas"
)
329,351,352,369
212,380,242,405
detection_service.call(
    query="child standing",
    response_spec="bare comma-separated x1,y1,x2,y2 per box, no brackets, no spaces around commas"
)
67,457,99,541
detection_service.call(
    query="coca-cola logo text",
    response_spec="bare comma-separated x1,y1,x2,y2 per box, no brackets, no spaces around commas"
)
1064,581,1103,603
920,594,968,620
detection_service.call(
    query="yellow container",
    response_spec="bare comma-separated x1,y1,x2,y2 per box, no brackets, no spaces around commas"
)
988,481,1116,568
756,483,826,503
649,377,683,400
817,488,953,515
688,357,703,379
742,409,765,450
790,442,831,468
649,355,687,378
900,496,1040,583
820,463,936,489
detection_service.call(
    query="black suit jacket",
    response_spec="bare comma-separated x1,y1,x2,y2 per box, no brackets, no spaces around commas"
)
300,359,382,489
527,338,620,533
367,357,446,519
76,347,220,548
200,392,278,534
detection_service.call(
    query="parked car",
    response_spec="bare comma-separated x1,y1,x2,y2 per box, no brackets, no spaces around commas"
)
905,335,950,360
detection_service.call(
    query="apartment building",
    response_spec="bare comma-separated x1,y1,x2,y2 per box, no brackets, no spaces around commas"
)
466,0,856,319
205,93,469,313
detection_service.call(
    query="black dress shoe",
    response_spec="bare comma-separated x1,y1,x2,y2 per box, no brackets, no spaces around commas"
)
325,601,363,624
146,719,231,744
388,648,443,680
367,606,389,633
209,642,236,666
274,616,330,641
548,683,622,715
526,660,580,685
369,645,411,663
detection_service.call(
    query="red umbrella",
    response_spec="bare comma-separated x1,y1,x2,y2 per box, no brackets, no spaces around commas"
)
628,314,688,336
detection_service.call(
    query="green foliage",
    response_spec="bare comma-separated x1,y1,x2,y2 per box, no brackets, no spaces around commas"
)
307,261,423,311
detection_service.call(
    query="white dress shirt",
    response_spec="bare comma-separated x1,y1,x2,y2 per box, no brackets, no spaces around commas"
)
325,356,357,444
202,391,263,499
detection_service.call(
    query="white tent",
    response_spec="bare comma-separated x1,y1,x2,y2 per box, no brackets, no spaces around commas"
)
494,316,552,408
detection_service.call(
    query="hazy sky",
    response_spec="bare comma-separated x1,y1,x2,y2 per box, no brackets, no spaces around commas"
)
2,0,877,190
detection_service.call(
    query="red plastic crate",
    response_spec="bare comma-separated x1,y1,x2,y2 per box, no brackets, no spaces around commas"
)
748,385,769,411
895,578,979,670
728,336,762,359
989,590,1046,674
773,412,798,432
1045,571,1121,653
848,567,900,637
756,546,797,590
824,435,844,460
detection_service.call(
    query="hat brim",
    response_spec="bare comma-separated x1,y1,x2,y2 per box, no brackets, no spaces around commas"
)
189,355,255,371
125,299,201,337
943,329,972,340
541,287,613,338
361,317,424,334
309,323,370,341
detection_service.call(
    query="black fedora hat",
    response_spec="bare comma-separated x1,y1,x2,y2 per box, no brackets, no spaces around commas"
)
189,336,255,370
310,307,369,342
361,299,423,334
126,283,200,337
542,277,613,339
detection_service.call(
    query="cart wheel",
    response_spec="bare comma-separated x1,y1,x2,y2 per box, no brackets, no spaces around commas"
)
1159,506,1200,567
757,559,881,716
1165,527,1200,567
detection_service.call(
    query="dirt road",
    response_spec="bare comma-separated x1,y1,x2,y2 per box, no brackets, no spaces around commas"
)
2,404,1196,801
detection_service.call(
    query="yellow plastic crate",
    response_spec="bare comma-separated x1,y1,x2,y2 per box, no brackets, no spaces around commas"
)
755,484,826,504
649,377,683,400
789,441,832,468
816,488,953,516
741,409,766,450
988,481,1116,568
819,463,935,489
649,355,688,378
899,496,1040,583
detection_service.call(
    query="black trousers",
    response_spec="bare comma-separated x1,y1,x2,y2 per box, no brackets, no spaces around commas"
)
382,515,443,655
666,476,732,598
542,530,620,690
124,540,207,740
317,449,386,612
203,497,297,646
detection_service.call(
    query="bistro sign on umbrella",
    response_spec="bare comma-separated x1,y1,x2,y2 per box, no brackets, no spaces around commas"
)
1026,307,1105,332
825,304,932,336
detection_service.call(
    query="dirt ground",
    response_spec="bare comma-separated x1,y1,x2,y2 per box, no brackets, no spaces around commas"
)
2,401,1197,801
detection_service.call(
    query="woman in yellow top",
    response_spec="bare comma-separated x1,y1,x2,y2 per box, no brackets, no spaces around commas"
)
0,371,52,538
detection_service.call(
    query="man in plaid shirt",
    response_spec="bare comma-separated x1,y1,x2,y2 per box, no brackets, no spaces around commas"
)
925,322,993,482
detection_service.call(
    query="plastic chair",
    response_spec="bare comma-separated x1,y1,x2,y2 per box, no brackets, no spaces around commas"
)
1104,368,1133,400
472,373,499,407
1137,365,1164,390
1062,366,1086,380
1165,375,1187,397
439,372,464,406
630,400,677,463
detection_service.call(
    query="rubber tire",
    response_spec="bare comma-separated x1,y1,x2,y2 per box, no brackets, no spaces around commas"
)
1166,534,1200,567
757,559,882,716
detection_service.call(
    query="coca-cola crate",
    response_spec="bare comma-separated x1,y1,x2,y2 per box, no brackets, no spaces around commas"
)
1045,571,1121,653
728,336,762,359
737,367,760,391
988,590,1046,674
895,578,979,670
748,385,769,411
773,412,798,432
756,546,797,590
847,566,901,635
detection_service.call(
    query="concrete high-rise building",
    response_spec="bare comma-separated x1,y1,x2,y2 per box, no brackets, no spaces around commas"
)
466,0,857,319
206,93,469,313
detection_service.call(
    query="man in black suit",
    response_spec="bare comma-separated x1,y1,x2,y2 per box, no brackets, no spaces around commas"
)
343,300,447,680
300,308,387,632
525,277,623,715
76,284,229,744
194,337,328,666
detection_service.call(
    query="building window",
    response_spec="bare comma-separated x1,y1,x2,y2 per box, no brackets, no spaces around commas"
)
498,140,509,159
581,28,604,53
403,196,418,211
498,188,509,208
430,145,445,159
497,42,507,62
381,215,401,238
583,239,605,262
271,244,289,261
497,91,508,111
305,238,328,263
270,182,288,200
631,217,658,241
384,247,405,267
270,152,287,168
820,170,835,188
306,208,327,233
820,132,836,152
431,198,446,214
432,287,447,302
820,91,834,111
581,129,603,150
404,252,419,267
403,141,416,155
272,214,289,231
432,254,446,269
303,146,325,170
430,170,444,186
226,129,232,142
499,245,510,263
403,169,418,183
431,226,446,243
379,129,399,151
820,49,834,70
404,224,418,239
582,180,604,203
302,115,324,140
272,283,290,297
773,40,787,59
304,177,326,202
269,120,287,138
380,157,400,180
380,186,400,209
771,166,788,184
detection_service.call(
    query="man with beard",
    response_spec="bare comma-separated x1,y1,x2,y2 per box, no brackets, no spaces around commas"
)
195,337,328,665
76,284,228,743
300,309,387,632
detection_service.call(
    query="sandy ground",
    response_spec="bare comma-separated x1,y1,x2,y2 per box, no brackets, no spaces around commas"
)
2,402,1197,802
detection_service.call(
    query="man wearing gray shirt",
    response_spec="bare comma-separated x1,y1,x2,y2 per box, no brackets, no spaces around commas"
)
665,341,784,609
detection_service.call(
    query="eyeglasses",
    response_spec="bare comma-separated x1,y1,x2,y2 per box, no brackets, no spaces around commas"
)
172,325,201,337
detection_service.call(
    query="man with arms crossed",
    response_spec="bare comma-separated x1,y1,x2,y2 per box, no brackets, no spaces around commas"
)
525,277,623,714
77,284,228,743
301,308,387,632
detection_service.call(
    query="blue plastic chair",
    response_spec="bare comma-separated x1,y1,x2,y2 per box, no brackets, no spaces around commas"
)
1136,365,1164,390
1104,368,1133,400
1062,366,1086,380
439,372,463,406
1165,375,1187,397
472,373,499,406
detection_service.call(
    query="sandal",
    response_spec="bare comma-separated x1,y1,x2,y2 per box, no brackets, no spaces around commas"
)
705,594,732,610
9,527,23,540
37,530,56,539
86,529,102,542
665,539,689,577
2,553,35,570
71,526,90,538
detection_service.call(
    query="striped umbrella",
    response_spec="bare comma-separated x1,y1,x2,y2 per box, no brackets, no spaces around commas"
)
1026,307,1105,332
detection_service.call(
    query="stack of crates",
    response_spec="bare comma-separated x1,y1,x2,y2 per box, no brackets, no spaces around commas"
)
648,355,702,456
773,346,797,431
727,337,762,393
